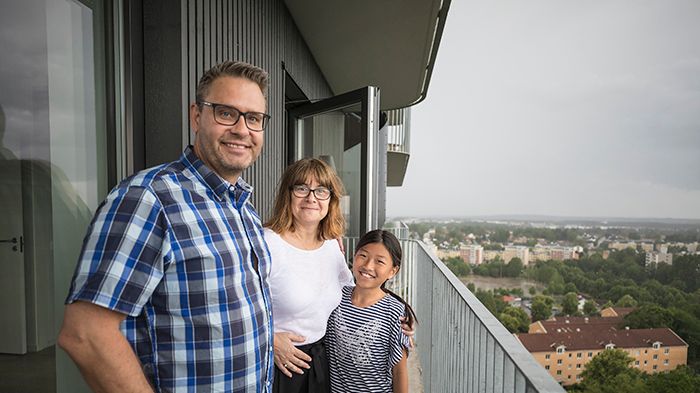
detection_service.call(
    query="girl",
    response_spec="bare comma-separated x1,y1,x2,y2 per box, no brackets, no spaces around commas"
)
325,230,418,393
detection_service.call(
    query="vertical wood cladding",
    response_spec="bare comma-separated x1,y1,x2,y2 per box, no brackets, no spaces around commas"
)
184,0,333,220
145,0,332,220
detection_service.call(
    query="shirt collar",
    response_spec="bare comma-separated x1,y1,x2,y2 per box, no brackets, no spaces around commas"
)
181,145,253,200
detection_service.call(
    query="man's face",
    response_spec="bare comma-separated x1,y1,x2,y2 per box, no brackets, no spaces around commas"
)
190,76,266,183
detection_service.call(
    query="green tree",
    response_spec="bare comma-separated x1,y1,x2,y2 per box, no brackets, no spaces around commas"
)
645,366,700,393
583,300,599,316
531,296,553,322
504,257,524,277
528,286,537,296
442,256,471,276
501,306,530,333
622,304,674,329
579,349,647,393
498,313,520,333
564,282,578,293
475,289,497,315
616,294,638,308
466,282,475,292
491,228,510,243
562,292,579,315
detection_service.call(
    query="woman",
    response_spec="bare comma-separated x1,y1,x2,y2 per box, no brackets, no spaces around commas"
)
265,158,350,393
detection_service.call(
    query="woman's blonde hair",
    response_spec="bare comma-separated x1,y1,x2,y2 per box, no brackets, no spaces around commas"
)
265,158,345,240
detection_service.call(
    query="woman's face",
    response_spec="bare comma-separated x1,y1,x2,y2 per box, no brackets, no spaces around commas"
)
290,177,330,228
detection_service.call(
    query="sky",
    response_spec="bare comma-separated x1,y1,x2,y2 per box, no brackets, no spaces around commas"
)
386,0,700,220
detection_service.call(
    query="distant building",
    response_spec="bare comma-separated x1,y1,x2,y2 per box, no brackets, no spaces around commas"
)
436,249,459,259
528,316,624,334
600,307,635,318
517,328,688,386
645,252,673,267
503,245,530,265
531,245,577,262
639,243,654,253
483,249,503,262
502,295,522,307
460,244,484,265
609,241,637,251
549,246,576,261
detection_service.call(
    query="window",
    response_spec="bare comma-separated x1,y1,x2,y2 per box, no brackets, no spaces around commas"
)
664,360,669,365
577,353,582,358
664,348,670,354
576,364,581,369
568,364,572,369
568,375,571,379
588,352,593,357
644,360,648,365
568,353,572,358
545,354,551,360
653,365,658,370
576,375,582,381
653,342,661,350
545,365,550,370
557,346,565,354
557,359,563,365
605,343,615,350
556,370,562,375
634,361,640,367
653,354,658,360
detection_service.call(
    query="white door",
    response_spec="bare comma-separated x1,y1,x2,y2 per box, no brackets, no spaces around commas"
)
0,158,27,354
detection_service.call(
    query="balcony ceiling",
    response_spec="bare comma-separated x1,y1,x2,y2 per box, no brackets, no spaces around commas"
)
284,0,449,110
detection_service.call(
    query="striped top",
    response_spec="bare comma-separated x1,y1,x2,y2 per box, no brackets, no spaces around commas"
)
325,286,410,393
66,146,274,392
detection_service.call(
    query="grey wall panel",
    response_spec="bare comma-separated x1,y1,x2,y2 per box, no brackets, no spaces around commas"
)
143,0,332,220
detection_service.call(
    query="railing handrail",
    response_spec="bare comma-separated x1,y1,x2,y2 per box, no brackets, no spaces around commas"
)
407,239,565,393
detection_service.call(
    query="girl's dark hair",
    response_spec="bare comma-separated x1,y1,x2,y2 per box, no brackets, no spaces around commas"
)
355,229,418,327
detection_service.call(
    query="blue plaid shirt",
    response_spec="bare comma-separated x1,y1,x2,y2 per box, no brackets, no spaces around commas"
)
67,146,274,392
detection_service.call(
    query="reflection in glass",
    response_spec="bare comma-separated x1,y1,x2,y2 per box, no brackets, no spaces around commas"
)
0,1,106,392
298,104,363,237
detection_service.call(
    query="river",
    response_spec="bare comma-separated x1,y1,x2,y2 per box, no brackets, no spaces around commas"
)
459,274,545,294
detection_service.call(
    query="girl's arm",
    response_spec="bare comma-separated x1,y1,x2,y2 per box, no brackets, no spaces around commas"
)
392,348,409,393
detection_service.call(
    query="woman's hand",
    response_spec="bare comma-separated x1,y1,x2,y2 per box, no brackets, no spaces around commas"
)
400,316,415,348
273,332,312,378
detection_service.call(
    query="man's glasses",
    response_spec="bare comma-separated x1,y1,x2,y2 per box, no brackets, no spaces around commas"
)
198,101,271,131
291,184,332,200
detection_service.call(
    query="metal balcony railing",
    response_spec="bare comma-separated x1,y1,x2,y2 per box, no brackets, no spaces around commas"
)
390,240,565,393
386,108,411,154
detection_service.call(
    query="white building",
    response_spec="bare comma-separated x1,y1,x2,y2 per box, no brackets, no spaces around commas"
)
645,252,673,266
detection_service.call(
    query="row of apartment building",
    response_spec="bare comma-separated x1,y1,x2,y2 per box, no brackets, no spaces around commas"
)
516,308,688,386
457,244,580,266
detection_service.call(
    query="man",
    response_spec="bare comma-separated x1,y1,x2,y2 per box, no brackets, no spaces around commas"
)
58,61,274,392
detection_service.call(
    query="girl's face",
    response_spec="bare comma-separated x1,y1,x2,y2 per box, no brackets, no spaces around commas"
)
352,242,399,290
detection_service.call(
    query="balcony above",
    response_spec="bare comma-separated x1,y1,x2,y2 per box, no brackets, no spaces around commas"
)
284,0,450,110
386,108,411,186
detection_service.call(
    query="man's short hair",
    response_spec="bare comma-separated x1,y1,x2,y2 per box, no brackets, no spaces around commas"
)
195,61,269,104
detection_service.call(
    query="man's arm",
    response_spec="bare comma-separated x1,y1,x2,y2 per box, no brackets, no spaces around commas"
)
58,301,154,393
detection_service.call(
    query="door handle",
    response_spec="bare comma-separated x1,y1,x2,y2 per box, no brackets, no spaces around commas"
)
0,237,19,252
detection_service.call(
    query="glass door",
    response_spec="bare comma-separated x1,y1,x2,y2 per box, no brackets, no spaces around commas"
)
0,1,108,392
288,87,380,238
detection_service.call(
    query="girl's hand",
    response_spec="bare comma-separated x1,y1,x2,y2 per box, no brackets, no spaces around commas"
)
400,316,415,348
273,332,312,378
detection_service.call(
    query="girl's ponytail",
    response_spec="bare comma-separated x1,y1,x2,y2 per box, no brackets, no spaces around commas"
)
381,287,418,328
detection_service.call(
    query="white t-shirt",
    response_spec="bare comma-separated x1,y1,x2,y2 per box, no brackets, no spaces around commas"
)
265,228,354,345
